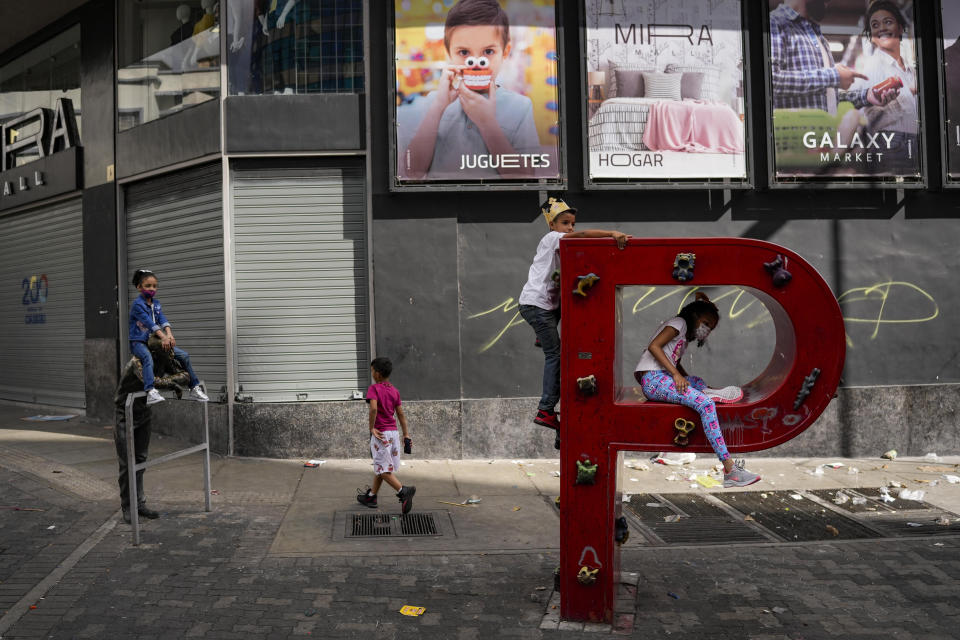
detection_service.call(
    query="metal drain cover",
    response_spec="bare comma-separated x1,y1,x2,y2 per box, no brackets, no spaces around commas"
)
337,510,455,539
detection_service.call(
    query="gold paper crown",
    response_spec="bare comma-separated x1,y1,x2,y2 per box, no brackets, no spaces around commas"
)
541,197,576,224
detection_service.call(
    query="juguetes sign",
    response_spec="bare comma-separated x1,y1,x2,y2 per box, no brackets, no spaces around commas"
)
392,0,561,186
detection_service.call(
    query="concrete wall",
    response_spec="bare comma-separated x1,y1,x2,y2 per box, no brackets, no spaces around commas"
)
146,383,960,459
147,401,230,456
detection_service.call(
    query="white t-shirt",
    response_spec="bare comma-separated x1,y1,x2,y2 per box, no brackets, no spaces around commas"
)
635,317,688,373
851,48,918,135
518,231,564,310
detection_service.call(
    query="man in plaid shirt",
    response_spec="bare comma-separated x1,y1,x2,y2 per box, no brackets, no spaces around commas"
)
770,0,894,113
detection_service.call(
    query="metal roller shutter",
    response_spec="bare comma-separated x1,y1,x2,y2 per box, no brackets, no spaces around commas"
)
0,198,85,407
231,164,369,402
124,163,227,399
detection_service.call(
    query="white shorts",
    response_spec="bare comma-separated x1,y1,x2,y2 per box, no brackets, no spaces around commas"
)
370,430,401,475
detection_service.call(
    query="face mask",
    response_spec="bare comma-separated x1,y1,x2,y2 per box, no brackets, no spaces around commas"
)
142,289,156,298
694,323,711,343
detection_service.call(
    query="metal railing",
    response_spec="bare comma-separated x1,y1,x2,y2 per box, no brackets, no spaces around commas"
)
123,381,212,545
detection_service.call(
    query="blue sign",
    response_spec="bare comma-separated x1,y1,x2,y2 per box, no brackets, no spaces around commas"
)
22,273,47,324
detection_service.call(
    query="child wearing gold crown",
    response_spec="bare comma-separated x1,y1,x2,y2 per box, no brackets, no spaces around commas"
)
518,196,629,436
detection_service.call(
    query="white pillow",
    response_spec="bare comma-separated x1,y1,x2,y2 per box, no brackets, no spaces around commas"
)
642,72,682,100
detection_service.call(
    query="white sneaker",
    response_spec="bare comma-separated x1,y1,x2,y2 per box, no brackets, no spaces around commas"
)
146,389,165,405
189,386,209,402
704,386,743,403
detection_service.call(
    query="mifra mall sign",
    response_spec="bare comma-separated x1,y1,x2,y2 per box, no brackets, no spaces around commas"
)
1,98,81,211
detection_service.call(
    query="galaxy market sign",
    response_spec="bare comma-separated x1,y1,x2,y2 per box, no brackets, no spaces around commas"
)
1,98,81,211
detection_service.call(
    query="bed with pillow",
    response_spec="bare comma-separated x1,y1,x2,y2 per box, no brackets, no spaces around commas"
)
589,63,739,153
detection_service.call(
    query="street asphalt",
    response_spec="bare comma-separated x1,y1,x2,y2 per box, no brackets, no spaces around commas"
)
1,401,959,639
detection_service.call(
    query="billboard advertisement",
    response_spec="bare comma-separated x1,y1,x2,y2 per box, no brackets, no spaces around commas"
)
583,0,747,181
942,1,960,180
392,0,561,185
768,0,922,181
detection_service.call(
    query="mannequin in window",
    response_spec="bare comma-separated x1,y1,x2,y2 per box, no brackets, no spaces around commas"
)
228,0,257,94
257,0,298,34
262,0,299,93
170,4,195,45
193,0,219,35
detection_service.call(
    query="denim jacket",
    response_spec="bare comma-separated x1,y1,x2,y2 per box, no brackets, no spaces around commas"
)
129,295,171,344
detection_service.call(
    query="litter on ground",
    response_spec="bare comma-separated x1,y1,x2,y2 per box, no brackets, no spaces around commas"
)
899,489,925,501
652,453,697,466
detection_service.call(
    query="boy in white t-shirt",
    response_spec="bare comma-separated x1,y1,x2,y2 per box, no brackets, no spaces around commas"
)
518,196,629,436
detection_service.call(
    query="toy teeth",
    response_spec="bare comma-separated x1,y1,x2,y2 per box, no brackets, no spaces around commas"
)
461,56,491,92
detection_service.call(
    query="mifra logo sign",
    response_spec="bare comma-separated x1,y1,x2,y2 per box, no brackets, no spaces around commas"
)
0,98,81,210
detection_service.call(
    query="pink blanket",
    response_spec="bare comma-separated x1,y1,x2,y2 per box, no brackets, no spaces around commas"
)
642,100,744,154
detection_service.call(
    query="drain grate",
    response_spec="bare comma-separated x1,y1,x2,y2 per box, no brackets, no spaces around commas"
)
400,513,439,536
347,512,441,538
620,489,960,547
351,513,393,537
625,494,770,545
868,514,960,537
808,489,899,514
716,490,880,542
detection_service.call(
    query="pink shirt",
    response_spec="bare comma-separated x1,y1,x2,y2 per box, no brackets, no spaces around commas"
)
366,382,401,431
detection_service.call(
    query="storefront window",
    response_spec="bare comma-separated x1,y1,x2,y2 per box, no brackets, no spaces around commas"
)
227,0,364,95
0,26,82,167
118,1,221,131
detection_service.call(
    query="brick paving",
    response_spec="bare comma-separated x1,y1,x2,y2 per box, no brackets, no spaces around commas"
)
2,427,960,640
0,468,115,628
1,485,958,639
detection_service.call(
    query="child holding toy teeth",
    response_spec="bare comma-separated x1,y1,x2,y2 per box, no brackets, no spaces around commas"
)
397,0,542,180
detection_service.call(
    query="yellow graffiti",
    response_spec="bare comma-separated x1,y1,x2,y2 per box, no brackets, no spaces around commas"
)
467,297,518,319
469,281,939,353
631,286,686,314
468,297,526,353
838,281,939,340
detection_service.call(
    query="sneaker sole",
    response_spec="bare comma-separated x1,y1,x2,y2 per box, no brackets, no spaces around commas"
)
146,398,165,405
724,476,761,488
534,418,559,431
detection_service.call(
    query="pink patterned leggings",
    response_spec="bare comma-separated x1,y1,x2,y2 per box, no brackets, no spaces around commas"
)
637,370,730,461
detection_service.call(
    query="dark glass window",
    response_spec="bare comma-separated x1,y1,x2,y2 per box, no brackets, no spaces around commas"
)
118,0,221,131
227,0,364,95
0,25,82,167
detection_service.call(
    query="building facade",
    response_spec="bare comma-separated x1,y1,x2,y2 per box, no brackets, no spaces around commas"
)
1,1,958,459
